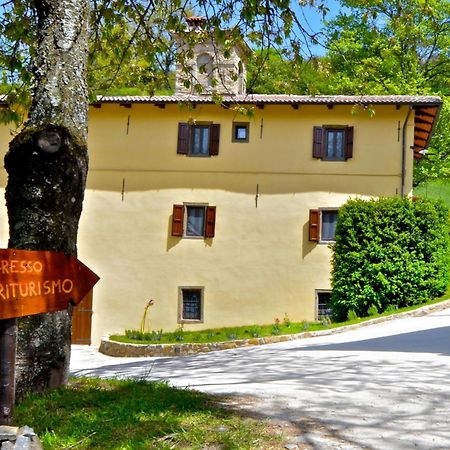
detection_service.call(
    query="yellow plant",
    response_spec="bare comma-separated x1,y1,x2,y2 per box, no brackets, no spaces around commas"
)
140,299,154,334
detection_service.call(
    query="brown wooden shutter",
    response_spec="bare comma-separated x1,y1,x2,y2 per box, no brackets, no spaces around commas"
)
171,204,184,236
209,124,220,156
313,126,324,158
205,206,216,238
177,123,190,154
345,126,354,159
309,209,320,242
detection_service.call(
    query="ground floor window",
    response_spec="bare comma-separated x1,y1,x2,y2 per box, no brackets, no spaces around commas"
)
178,287,204,322
316,290,332,320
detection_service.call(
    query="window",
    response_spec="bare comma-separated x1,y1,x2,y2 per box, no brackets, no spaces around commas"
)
309,208,339,242
177,123,220,156
196,53,214,89
179,287,203,322
171,204,216,238
232,122,249,143
313,126,354,161
316,290,332,319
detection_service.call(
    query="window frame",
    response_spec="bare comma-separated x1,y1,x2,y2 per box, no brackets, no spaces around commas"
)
232,122,250,143
171,203,216,239
177,122,220,157
313,125,354,161
190,124,211,156
309,208,339,243
324,127,346,161
184,203,208,239
178,286,204,323
315,290,332,320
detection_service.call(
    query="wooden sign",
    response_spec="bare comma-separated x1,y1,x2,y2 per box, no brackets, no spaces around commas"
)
0,249,99,320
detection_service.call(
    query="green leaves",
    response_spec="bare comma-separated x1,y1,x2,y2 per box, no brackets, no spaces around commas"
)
331,197,450,321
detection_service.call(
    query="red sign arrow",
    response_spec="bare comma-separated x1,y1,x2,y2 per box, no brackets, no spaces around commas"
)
0,249,100,320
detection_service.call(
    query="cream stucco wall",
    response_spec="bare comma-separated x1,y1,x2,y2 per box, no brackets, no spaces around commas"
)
0,102,416,344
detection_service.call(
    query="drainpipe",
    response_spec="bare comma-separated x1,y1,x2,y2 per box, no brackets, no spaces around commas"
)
401,106,413,198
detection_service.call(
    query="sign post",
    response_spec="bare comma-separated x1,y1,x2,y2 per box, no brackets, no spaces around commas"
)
0,318,16,425
0,249,99,425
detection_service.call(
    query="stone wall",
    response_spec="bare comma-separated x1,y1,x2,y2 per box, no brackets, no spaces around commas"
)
0,426,42,450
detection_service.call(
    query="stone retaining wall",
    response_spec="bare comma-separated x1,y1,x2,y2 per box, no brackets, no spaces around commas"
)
0,426,42,450
99,299,450,358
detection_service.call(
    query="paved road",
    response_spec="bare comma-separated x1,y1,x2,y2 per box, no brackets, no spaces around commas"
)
71,308,450,449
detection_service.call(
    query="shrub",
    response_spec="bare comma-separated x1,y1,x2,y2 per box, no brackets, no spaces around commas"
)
331,197,450,321
367,305,378,316
347,310,359,321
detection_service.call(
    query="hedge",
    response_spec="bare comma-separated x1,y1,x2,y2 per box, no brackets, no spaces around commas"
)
330,197,450,321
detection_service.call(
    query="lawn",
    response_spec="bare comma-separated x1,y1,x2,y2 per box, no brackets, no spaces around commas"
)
14,378,282,450
110,294,450,346
414,181,450,208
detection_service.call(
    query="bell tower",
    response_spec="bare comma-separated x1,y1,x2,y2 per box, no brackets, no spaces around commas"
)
174,17,248,96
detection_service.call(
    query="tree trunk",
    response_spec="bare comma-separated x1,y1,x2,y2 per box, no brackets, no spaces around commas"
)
4,0,89,399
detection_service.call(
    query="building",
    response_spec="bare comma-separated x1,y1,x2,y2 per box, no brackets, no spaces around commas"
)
0,21,442,345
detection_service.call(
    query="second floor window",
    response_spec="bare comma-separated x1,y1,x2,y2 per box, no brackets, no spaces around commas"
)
313,126,354,161
177,122,220,157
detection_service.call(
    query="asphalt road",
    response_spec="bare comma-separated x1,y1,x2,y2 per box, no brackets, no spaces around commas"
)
71,308,450,449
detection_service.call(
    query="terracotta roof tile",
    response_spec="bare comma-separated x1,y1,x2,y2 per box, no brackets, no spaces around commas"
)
94,94,442,106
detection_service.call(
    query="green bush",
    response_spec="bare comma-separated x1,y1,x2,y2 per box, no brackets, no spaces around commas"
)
331,197,450,321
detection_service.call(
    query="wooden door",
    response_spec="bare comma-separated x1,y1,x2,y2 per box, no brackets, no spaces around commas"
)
71,290,93,345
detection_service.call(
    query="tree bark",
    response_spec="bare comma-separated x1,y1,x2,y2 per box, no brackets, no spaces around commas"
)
4,0,89,399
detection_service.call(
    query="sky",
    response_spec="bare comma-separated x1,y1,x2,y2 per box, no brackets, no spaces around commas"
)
294,0,344,55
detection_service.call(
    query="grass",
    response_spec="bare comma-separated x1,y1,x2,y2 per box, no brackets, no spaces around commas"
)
110,293,450,346
414,181,450,208
14,378,282,450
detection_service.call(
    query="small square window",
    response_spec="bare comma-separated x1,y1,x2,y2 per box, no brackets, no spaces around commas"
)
316,290,332,320
232,122,249,143
179,287,203,322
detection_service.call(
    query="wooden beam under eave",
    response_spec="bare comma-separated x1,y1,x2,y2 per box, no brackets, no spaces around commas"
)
414,106,438,116
415,116,434,125
415,123,432,133
416,111,437,121
120,103,132,109
256,103,264,109
291,104,299,110
415,131,430,141
154,103,166,109
92,103,102,109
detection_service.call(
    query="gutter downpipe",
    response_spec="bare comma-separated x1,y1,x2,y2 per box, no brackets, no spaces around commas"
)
401,106,413,198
